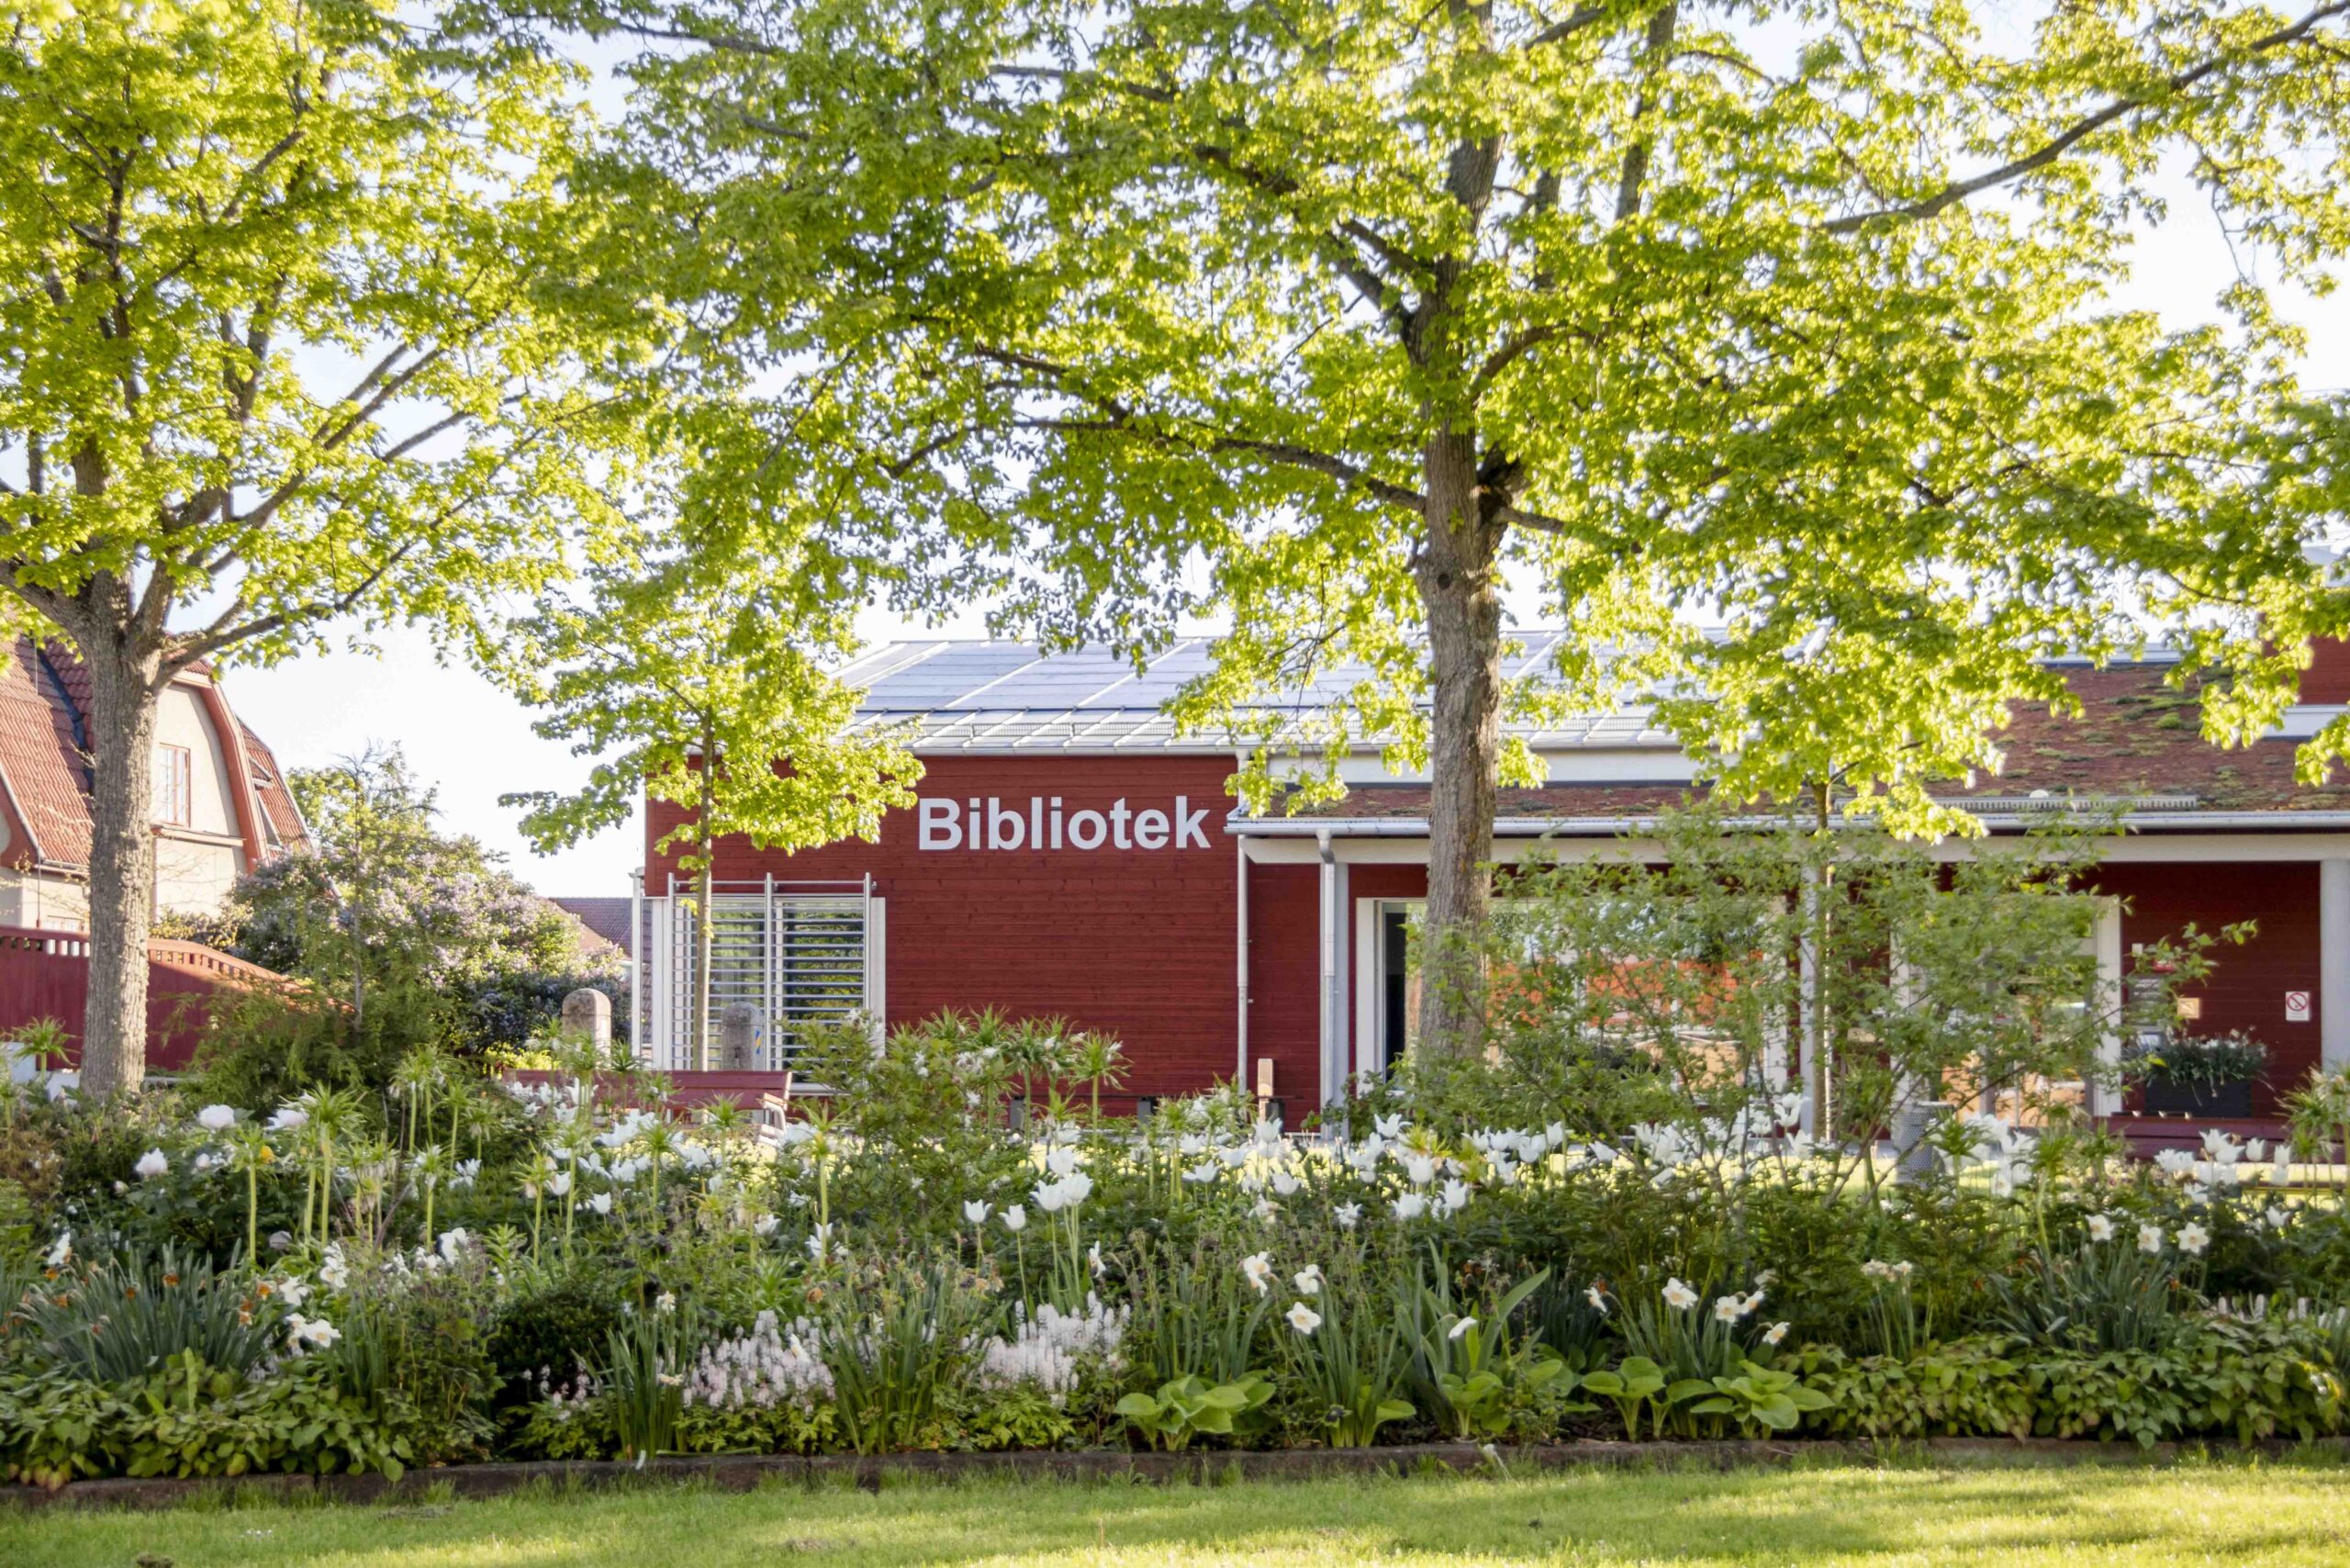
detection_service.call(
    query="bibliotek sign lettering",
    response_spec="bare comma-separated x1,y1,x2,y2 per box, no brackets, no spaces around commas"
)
917,795,1212,853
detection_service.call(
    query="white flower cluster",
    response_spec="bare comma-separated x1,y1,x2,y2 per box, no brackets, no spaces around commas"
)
685,1310,834,1409
1033,1145,1094,1213
2151,1130,2291,1205
1859,1259,1915,1284
975,1294,1127,1402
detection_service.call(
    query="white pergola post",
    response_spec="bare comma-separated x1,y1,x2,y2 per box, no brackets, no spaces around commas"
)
1315,829,1348,1110
2089,898,2125,1118
2323,858,2350,1074
1796,879,1826,1137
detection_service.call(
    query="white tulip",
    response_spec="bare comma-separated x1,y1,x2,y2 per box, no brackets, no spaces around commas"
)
1334,1203,1361,1229
964,1199,992,1226
1001,1205,1027,1233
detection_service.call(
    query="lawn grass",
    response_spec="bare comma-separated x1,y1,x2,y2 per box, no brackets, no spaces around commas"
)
8,1455,2350,1567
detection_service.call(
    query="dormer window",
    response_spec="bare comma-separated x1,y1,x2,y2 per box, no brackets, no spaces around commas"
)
155,743,193,827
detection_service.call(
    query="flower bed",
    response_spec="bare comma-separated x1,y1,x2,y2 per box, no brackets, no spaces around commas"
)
9,1010,2350,1490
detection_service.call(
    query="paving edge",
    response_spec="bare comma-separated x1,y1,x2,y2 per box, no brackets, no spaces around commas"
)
9,1436,2350,1513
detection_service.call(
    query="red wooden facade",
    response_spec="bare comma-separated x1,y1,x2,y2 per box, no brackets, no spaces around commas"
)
642,641,2350,1124
0,925,289,1075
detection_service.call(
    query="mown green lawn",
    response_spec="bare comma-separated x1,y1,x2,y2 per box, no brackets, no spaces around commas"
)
8,1457,2350,1568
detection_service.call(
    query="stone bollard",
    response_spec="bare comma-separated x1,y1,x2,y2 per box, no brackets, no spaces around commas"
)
1892,1100,1953,1182
720,1003,757,1070
561,988,611,1055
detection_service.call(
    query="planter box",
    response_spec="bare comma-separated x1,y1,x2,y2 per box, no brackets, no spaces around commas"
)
2139,1079,2253,1117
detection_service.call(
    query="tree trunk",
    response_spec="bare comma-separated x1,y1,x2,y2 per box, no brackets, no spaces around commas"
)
1413,428,1506,1056
77,634,163,1096
693,735,717,1071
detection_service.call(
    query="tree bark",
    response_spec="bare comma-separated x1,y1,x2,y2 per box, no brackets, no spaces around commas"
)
694,734,717,1071
1413,428,1506,1055
76,629,163,1096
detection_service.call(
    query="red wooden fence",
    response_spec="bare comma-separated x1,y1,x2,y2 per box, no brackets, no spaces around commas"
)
0,924,292,1075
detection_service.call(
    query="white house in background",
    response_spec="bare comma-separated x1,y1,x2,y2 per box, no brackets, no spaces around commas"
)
0,638,308,929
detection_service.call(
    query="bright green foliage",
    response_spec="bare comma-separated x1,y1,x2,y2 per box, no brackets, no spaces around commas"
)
498,544,917,1060
1684,1360,1835,1434
0,0,654,1091
1113,1372,1272,1451
539,0,2350,1049
1579,1356,1671,1440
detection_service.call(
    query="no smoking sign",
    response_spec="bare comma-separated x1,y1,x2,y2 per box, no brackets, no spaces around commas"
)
2287,991,2312,1023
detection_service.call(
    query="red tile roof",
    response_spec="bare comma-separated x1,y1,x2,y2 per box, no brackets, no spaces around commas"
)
0,640,97,868
0,637,305,872
237,722,308,847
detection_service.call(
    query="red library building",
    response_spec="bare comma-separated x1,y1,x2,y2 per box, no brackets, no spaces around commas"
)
633,637,2350,1124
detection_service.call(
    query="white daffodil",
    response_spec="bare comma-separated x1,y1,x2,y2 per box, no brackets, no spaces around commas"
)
43,1230,71,1269
134,1148,169,1180
1585,1284,1608,1315
1449,1316,1477,1341
2176,1222,2210,1256
1712,1294,1744,1324
286,1315,340,1351
1293,1264,1324,1295
1662,1278,1698,1311
1762,1321,1790,1346
1287,1301,1323,1335
1241,1252,1274,1294
2086,1214,2116,1243
2137,1223,2165,1255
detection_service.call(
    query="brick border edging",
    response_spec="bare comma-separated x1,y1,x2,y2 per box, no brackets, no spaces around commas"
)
10,1436,2350,1513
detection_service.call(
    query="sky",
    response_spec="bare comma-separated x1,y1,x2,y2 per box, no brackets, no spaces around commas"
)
214,46,2350,901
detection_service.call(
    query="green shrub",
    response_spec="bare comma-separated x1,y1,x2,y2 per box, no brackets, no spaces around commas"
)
1796,1338,2034,1440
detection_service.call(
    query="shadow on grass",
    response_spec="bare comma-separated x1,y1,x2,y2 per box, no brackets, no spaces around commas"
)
10,1456,2350,1567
